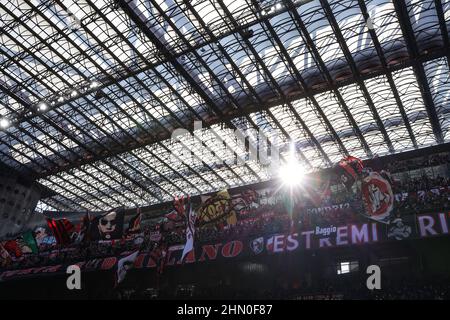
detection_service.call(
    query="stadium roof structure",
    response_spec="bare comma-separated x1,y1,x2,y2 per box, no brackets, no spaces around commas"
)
0,0,449,211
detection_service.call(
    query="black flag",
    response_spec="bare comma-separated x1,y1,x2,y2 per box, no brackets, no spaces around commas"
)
89,208,125,241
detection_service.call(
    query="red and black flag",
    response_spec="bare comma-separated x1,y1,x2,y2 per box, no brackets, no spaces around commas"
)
127,209,142,235
46,218,74,245
336,156,364,189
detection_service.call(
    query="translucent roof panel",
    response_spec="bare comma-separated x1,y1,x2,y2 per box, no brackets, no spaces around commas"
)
0,0,449,210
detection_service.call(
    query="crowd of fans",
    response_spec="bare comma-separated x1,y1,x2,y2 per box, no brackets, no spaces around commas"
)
1,240,139,271
1,153,449,273
1,154,450,301
393,175,450,193
2,178,449,273
161,212,291,245
387,153,450,173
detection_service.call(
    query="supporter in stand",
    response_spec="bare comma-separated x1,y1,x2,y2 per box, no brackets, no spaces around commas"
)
116,275,450,300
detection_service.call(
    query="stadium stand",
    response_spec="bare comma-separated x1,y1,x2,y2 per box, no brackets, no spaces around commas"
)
1,0,450,302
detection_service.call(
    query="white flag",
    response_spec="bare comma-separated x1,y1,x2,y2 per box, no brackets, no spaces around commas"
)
116,250,139,284
180,202,196,262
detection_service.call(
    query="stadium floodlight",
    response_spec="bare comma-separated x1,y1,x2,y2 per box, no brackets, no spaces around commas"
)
279,143,304,187
0,117,11,129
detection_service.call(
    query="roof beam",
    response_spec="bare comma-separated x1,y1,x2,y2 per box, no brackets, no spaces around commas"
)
3,0,317,126
357,0,418,149
51,0,219,195
3,3,200,204
0,66,145,210
283,0,373,157
393,0,444,144
216,0,331,167
0,3,161,206
434,0,450,68
71,0,249,193
252,0,348,158
118,0,270,184
179,0,312,168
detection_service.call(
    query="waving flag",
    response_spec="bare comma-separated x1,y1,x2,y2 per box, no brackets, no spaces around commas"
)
127,209,142,234
47,218,74,245
116,250,139,285
19,231,39,254
336,156,364,189
198,189,236,227
89,209,125,241
361,171,394,224
180,201,196,262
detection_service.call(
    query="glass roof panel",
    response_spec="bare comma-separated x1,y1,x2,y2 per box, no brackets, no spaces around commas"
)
0,0,448,210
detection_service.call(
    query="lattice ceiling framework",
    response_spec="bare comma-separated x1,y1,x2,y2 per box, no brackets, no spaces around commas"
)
0,0,449,211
